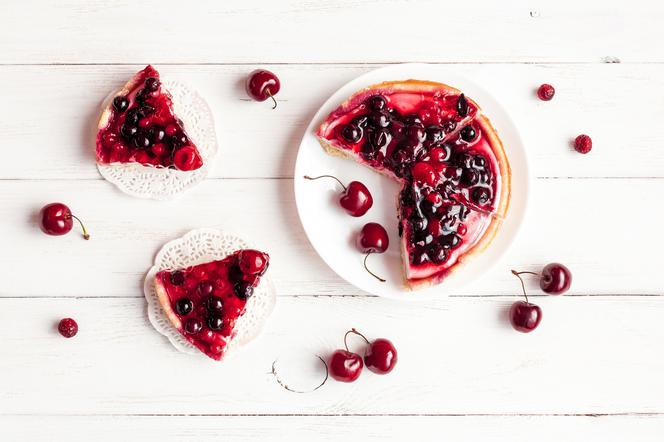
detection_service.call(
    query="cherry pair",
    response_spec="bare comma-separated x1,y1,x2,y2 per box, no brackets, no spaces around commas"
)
508,263,572,333
329,328,397,382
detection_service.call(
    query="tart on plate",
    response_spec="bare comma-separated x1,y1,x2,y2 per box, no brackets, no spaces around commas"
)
96,65,204,171
154,249,269,360
316,80,511,289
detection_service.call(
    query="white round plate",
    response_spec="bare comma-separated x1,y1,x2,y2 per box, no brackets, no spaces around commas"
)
294,63,530,300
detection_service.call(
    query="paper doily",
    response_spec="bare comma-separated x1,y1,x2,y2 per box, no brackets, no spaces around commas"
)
144,229,276,359
97,80,218,200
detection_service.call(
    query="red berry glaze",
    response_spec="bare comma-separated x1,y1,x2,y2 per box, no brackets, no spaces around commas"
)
58,318,78,338
537,84,555,101
574,134,592,154
364,338,398,374
39,203,90,240
540,263,572,295
329,349,363,382
246,69,281,109
509,301,542,333
304,175,373,217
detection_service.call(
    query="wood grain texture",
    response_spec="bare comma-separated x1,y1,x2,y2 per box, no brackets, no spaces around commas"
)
1,296,664,415
2,1,663,64
3,415,664,441
0,178,662,298
0,63,663,180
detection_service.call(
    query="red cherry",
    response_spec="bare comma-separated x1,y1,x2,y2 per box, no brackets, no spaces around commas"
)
509,301,542,333
357,223,389,282
411,162,436,186
357,223,389,253
246,69,281,109
509,270,542,333
540,263,572,295
173,146,203,171
364,338,398,374
238,249,270,275
329,349,363,382
304,175,373,217
58,318,78,338
39,203,90,240
537,83,555,101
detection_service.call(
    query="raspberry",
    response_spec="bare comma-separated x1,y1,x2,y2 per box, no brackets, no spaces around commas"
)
58,318,78,338
574,134,592,154
537,84,555,101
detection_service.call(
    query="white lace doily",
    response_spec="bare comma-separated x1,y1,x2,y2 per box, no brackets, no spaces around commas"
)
97,80,218,200
144,228,276,360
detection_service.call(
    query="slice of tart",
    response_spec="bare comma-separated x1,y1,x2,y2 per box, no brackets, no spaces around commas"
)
316,80,510,289
96,65,204,171
154,249,269,360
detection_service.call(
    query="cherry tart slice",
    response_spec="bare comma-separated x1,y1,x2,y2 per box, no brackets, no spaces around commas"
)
154,249,269,360
316,80,510,289
96,65,204,171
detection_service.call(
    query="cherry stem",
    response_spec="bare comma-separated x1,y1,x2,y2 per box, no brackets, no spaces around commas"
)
303,174,347,192
266,90,277,110
343,328,371,352
511,269,529,303
364,253,386,283
71,215,90,240
512,270,541,278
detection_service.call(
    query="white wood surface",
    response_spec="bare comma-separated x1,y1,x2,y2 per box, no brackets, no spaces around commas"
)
2,0,663,440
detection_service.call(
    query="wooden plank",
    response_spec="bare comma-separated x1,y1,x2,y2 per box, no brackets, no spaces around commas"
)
0,63,662,180
1,296,664,415
1,1,663,64
0,178,661,298
2,415,664,441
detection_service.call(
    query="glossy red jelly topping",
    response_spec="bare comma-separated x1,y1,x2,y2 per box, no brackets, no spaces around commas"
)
156,249,269,360
319,88,502,283
96,65,203,171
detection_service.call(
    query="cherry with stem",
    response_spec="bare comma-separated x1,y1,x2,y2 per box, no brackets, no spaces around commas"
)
304,174,373,217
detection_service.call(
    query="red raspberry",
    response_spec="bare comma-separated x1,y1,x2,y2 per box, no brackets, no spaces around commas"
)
574,134,592,154
537,84,555,101
58,318,78,338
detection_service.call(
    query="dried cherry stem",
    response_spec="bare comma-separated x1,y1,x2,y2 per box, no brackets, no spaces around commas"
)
511,269,530,303
512,270,541,278
364,253,386,282
344,328,370,351
266,90,277,109
70,214,90,240
303,174,347,192
270,355,329,393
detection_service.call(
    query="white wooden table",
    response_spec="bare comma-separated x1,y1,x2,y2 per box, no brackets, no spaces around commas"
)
2,1,664,440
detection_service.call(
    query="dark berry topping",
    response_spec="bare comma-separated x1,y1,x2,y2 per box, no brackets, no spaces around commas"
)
234,282,254,300
184,318,202,334
461,169,480,186
175,298,193,316
341,124,362,143
412,248,429,265
369,111,390,128
125,108,141,126
120,124,138,139
140,103,155,116
206,296,224,312
145,77,160,92
460,125,477,142
170,271,185,286
428,243,447,264
442,120,457,133
471,187,491,206
352,115,369,128
368,95,386,111
132,132,151,149
148,126,166,143
426,126,444,143
440,233,461,249
457,94,469,117
228,264,244,284
369,128,391,150
207,315,224,331
113,96,129,113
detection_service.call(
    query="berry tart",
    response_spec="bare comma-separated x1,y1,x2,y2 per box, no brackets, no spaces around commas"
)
97,65,204,171
154,249,270,360
316,80,510,289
